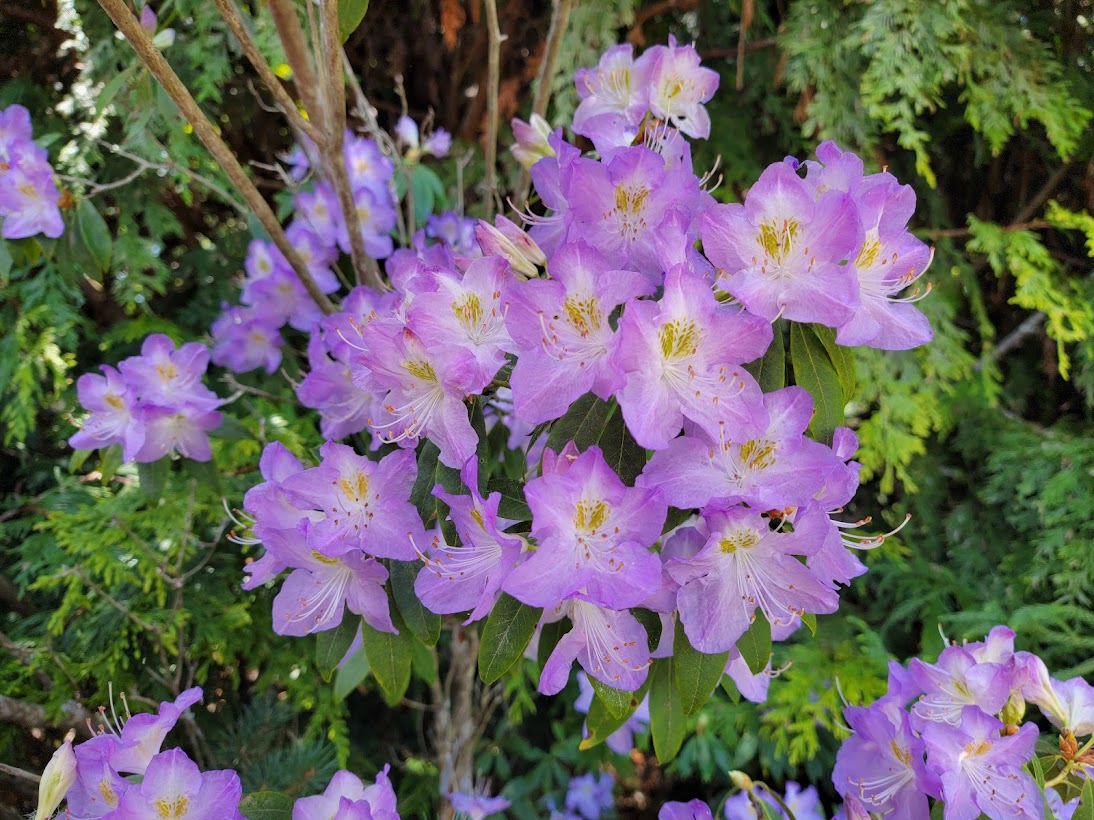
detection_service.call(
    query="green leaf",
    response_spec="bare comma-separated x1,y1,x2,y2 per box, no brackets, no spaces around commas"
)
580,676,651,750
209,415,253,441
590,677,635,720
736,611,771,676
361,611,415,707
744,319,786,392
0,238,11,281
338,0,369,41
316,615,360,681
136,458,170,503
390,560,441,646
478,593,541,684
411,638,438,684
537,618,567,669
410,440,462,541
800,612,817,636
598,401,646,484
239,792,294,820
76,198,112,275
409,165,446,228
673,618,730,715
182,457,220,492
1077,778,1094,820
649,657,686,763
545,393,613,453
1027,752,1045,789
487,477,532,521
812,323,856,405
68,448,92,474
333,644,369,701
790,321,844,445
98,444,124,485
929,800,944,820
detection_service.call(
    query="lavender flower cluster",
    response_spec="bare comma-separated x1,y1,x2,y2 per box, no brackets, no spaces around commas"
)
34,687,401,820
834,625,1094,819
0,104,64,240
234,36,932,704
68,334,223,463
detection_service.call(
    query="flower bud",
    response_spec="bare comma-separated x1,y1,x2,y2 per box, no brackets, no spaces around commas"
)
475,217,543,279
34,739,75,820
510,114,554,169
1000,689,1026,727
728,770,754,792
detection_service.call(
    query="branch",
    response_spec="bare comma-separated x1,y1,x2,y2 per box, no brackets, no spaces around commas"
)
0,762,39,787
266,0,323,120
482,0,504,219
923,218,1050,240
95,0,335,314
211,0,320,144
0,694,91,737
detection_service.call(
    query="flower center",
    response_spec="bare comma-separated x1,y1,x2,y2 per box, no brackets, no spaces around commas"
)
98,780,119,807
404,359,438,382
105,393,125,410
453,293,484,329
739,438,777,471
758,219,799,262
890,740,913,766
719,528,760,553
310,550,340,566
658,319,700,360
336,470,369,503
574,499,611,532
614,184,650,216
856,237,882,269
563,295,602,336
154,795,189,819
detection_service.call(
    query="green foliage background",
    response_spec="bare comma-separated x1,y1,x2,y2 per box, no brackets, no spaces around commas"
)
0,0,1092,814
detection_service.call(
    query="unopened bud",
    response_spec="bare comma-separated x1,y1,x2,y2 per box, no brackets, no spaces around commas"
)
728,770,754,792
1060,729,1079,760
34,738,76,820
510,114,554,169
475,217,544,278
1000,690,1026,727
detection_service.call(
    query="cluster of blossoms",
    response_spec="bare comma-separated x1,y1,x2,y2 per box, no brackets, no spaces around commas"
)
210,129,400,375
233,35,932,708
548,772,615,820
33,687,403,820
69,334,223,463
0,104,64,240
834,625,1094,819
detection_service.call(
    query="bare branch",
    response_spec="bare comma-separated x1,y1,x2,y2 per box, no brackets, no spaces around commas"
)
482,0,504,219
0,694,91,738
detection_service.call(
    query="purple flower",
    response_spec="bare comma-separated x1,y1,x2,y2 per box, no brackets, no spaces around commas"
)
345,185,396,260
510,114,555,169
0,156,64,239
33,739,75,820
423,128,452,158
110,687,204,775
564,772,614,820
0,105,33,157
645,36,719,139
112,748,244,820
426,212,478,256
344,134,395,195
922,707,1043,820
908,644,1014,729
782,782,823,820
395,115,420,149
295,182,343,247
133,402,223,463
503,445,665,610
358,324,481,469
286,220,341,291
668,506,837,652
210,304,284,374
658,799,713,820
637,386,840,511
280,442,425,560
833,696,940,819
292,766,400,820
414,476,523,623
407,256,516,388
539,598,651,694
117,334,220,411
572,44,652,151
450,791,510,820
504,241,653,424
67,736,130,817
267,525,395,636
297,334,379,440
613,265,771,449
563,146,701,282
475,216,546,278
68,365,145,461
701,160,862,325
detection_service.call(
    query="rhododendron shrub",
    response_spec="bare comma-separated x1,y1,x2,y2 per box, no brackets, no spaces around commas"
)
55,13,1001,818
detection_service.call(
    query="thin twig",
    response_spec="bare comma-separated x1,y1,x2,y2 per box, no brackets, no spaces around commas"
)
267,0,323,119
95,0,335,314
0,762,40,786
64,566,162,636
482,0,504,219
211,0,320,143
923,218,1051,240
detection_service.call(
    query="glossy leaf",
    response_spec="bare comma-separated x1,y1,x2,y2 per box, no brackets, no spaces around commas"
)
812,323,856,405
580,676,651,751
390,560,441,647
333,644,369,701
478,593,541,684
136,457,170,503
316,615,359,681
649,657,686,763
338,0,369,42
545,392,613,453
361,610,414,707
673,618,729,715
790,321,844,445
736,611,772,676
239,792,294,820
76,198,112,275
744,318,786,392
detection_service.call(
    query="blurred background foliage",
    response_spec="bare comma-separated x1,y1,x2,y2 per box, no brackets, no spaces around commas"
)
0,0,1091,816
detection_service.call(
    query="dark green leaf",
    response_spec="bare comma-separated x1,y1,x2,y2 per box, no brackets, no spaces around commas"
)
537,617,567,669
316,616,360,681
736,611,771,676
598,403,646,485
361,609,414,706
333,644,369,701
182,457,220,492
209,415,253,441
0,238,11,281
409,165,446,228
411,637,438,684
487,477,532,521
662,506,695,534
580,676,651,751
410,440,462,541
631,608,663,653
1077,778,1094,820
929,800,944,820
673,618,730,715
744,319,786,392
239,792,294,820
649,657,686,763
338,0,369,42
790,322,844,445
545,393,613,453
478,593,541,684
812,323,856,405
136,458,170,503
98,444,124,485
390,560,441,646
590,678,635,719
76,198,112,274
